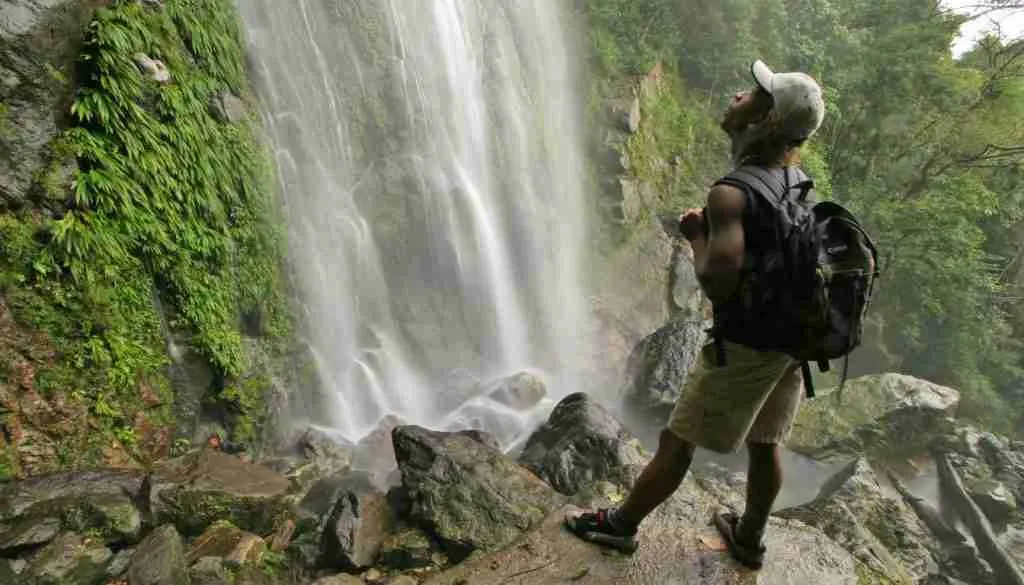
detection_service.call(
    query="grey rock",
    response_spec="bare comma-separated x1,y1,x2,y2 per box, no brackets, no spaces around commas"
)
299,426,355,479
621,318,707,412
290,470,377,568
392,425,562,562
0,515,61,553
149,450,291,536
133,53,171,83
789,374,960,460
128,525,187,585
0,470,144,549
320,483,392,570
777,458,933,583
485,372,547,411
627,96,641,133
519,392,646,495
209,91,248,123
106,547,134,578
24,532,112,585
190,557,230,585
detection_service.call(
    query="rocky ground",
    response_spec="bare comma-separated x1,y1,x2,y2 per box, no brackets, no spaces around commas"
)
3,370,1022,585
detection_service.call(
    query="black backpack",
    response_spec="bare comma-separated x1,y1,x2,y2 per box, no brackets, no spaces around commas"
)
712,165,880,398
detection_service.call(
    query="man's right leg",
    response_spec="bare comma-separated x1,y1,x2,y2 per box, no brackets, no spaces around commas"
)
565,429,695,552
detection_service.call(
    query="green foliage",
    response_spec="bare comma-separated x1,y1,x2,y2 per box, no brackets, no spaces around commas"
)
0,0,288,468
585,0,1024,433
219,375,271,445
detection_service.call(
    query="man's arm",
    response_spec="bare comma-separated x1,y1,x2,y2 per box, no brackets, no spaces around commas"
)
688,184,746,304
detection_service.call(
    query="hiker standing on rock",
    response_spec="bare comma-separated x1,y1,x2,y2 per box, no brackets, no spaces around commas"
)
567,60,868,569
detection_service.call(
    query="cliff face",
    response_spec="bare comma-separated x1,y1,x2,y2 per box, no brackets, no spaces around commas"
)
0,0,295,480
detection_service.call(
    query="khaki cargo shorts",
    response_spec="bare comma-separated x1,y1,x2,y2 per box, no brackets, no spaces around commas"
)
667,340,803,454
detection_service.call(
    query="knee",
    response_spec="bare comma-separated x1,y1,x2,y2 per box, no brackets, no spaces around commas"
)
655,429,695,475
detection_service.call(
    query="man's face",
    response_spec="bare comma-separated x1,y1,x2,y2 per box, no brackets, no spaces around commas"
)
721,87,773,134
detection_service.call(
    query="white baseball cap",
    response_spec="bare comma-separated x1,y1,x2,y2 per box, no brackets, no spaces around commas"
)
751,60,825,141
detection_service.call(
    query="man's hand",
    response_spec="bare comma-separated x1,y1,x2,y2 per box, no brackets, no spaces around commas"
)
679,208,706,242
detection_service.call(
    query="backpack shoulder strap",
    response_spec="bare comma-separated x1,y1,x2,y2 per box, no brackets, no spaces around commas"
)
718,166,787,206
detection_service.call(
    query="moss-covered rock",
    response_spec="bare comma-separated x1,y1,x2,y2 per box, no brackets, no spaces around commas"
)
377,527,442,570
150,450,292,536
776,459,932,584
789,374,960,461
128,524,188,585
24,532,112,585
518,392,647,496
392,425,562,563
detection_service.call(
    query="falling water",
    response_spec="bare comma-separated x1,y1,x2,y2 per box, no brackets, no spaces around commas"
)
238,0,591,443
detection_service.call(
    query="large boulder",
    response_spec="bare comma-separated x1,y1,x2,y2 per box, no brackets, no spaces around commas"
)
620,317,707,412
186,521,265,567
0,470,144,551
788,374,960,460
22,532,112,585
939,428,1023,528
392,425,562,562
149,450,292,536
127,525,188,585
518,392,646,495
776,458,934,583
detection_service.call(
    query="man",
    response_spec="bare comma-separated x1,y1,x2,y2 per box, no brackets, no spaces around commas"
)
566,60,826,570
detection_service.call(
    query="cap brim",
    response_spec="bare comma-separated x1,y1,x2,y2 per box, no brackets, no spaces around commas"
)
751,60,774,94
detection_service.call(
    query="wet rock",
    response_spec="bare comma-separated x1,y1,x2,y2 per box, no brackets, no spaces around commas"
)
789,374,960,460
393,425,562,562
149,450,291,536
378,527,439,570
351,415,406,484
0,470,144,549
290,470,378,568
518,392,646,495
776,458,933,583
298,426,354,479
190,557,230,585
621,318,707,412
128,525,187,585
0,0,96,212
23,532,112,585
106,548,134,578
209,91,248,123
421,491,860,585
485,372,547,411
320,483,392,570
386,577,417,585
977,432,1024,503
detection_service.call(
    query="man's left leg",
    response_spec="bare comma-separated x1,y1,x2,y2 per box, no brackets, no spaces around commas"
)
739,442,783,546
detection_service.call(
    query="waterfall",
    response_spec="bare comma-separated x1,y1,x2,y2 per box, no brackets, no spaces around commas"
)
238,0,591,444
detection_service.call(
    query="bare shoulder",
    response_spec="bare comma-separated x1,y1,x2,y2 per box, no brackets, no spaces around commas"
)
706,183,746,220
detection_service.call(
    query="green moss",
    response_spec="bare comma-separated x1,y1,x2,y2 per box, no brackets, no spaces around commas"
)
0,0,290,470
220,374,272,446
